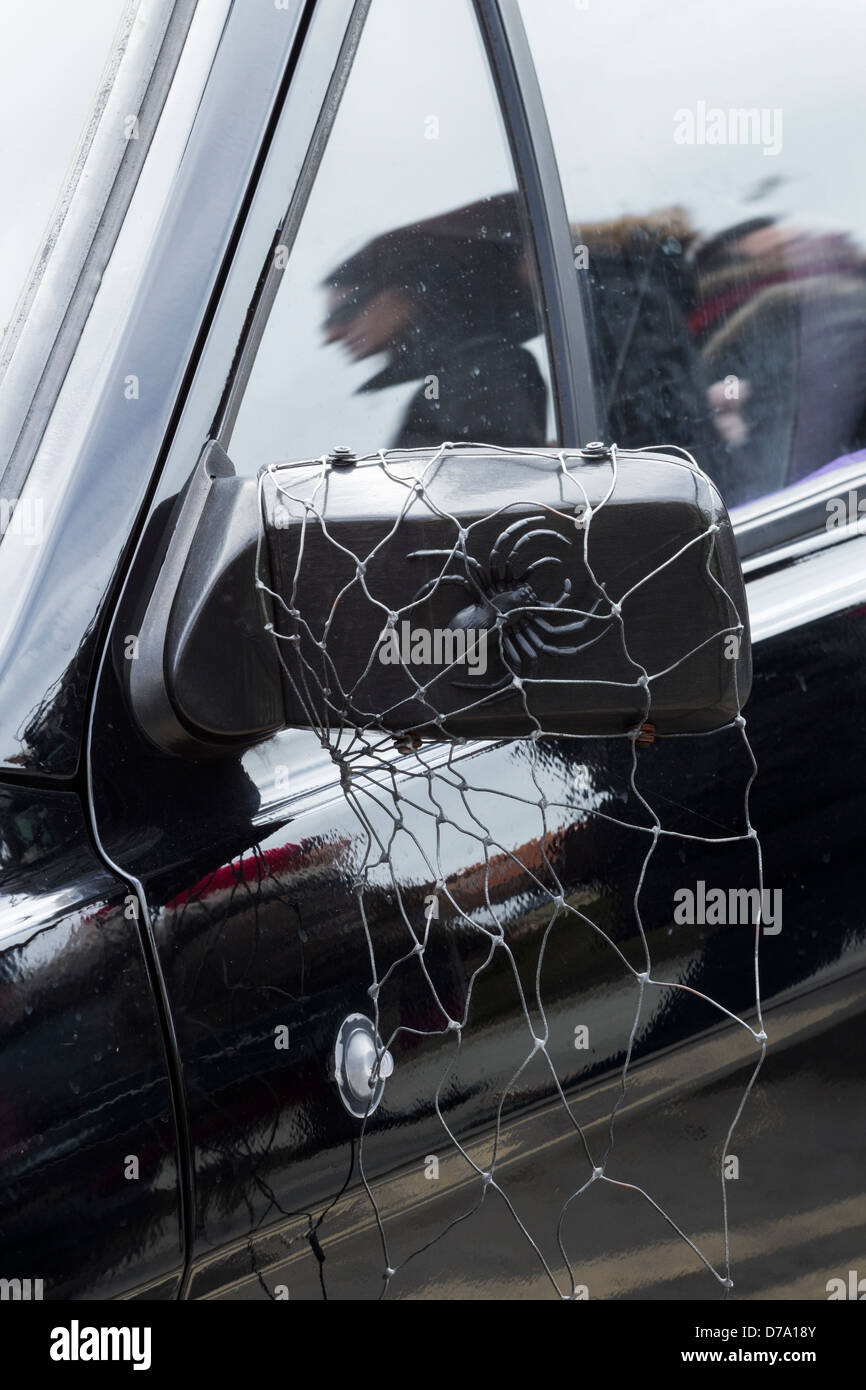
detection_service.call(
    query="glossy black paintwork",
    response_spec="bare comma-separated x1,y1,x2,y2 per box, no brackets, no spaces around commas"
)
2,0,864,1304
86,584,866,1297
194,969,866,1300
0,786,182,1297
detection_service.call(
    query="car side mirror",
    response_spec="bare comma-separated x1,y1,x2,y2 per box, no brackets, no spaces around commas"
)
127,440,750,758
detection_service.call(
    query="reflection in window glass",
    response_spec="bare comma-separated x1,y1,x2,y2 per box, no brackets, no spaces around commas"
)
229,0,555,469
520,0,866,510
0,0,133,344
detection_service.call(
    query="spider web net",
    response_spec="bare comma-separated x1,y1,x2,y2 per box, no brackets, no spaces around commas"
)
253,440,766,1299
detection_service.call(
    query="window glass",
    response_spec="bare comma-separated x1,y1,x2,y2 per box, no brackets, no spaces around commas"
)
228,0,555,469
520,0,866,512
0,0,133,351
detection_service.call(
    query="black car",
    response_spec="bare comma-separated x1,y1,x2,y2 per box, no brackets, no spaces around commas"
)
0,0,864,1304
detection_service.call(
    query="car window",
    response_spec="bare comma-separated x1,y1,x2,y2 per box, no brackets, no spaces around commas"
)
0,0,134,370
519,0,866,518
227,0,556,469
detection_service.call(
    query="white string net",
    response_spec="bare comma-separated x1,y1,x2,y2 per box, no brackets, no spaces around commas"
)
253,440,766,1300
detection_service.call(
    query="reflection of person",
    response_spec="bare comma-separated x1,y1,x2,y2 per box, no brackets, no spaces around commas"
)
572,208,724,474
568,206,866,508
322,193,548,447
324,194,866,511
694,219,866,503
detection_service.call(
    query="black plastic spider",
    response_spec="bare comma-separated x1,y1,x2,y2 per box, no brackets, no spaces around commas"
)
409,514,592,681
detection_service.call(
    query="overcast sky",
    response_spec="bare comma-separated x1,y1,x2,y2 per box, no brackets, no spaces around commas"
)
520,0,866,238
0,0,130,338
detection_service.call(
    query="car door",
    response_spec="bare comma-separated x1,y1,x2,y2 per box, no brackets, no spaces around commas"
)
86,0,866,1303
0,785,184,1301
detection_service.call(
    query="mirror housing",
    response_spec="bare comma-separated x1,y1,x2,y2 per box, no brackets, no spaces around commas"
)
127,443,284,758
128,441,751,757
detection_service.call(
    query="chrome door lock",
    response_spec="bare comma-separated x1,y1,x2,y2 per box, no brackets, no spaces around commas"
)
334,1013,394,1118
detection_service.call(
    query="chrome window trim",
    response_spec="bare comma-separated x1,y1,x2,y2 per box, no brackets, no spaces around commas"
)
745,527,866,644
733,460,866,565
740,516,865,577
734,459,866,635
